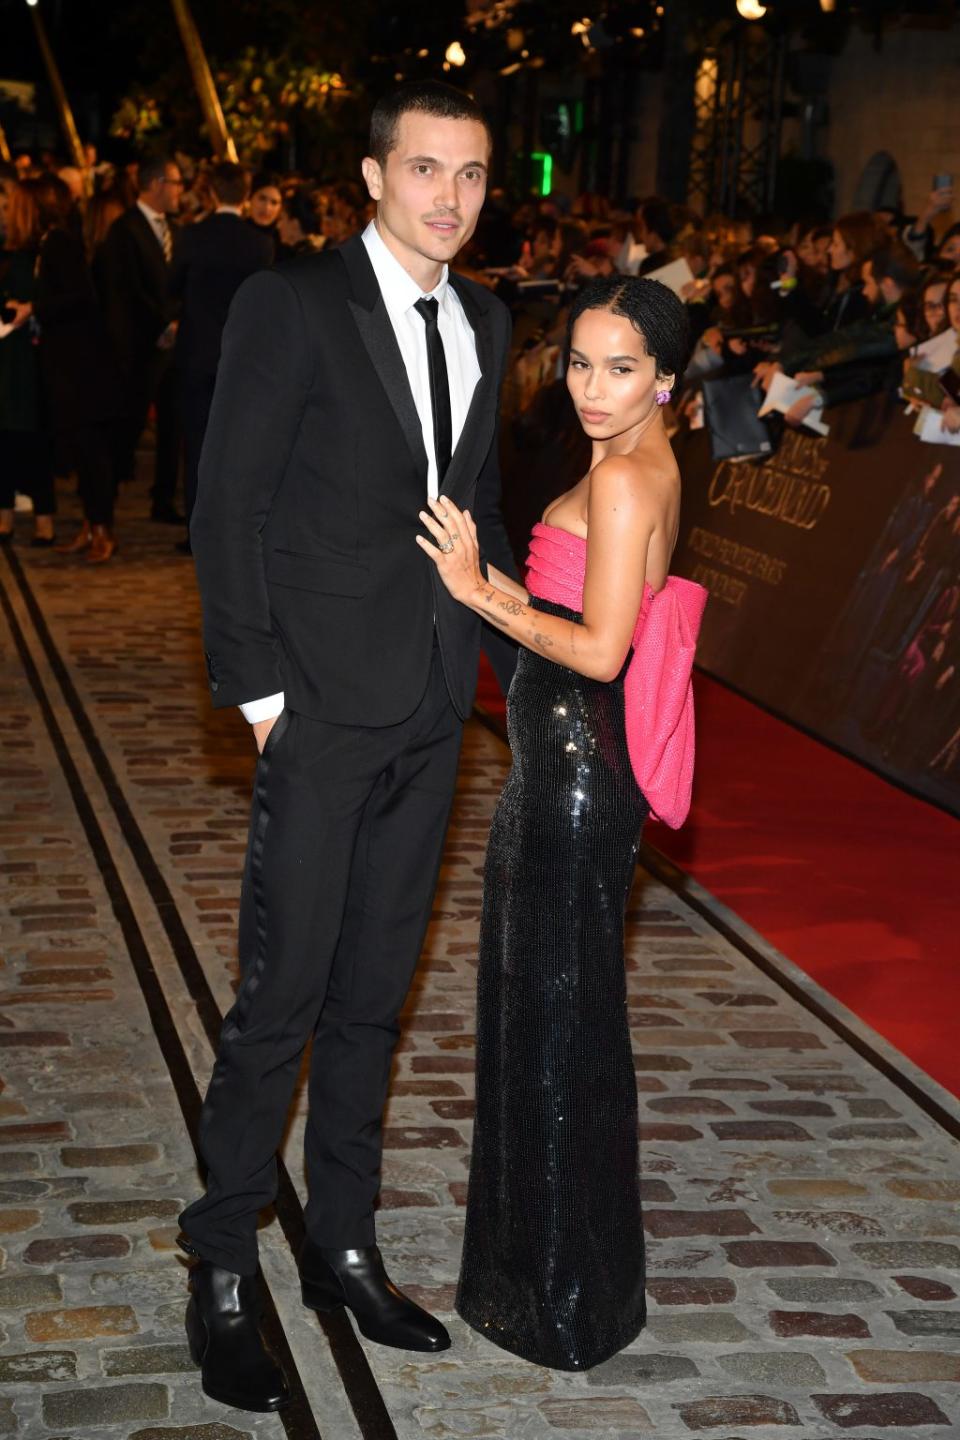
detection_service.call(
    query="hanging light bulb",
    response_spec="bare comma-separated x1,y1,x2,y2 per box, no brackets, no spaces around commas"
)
736,0,767,16
445,41,466,67
819,0,836,10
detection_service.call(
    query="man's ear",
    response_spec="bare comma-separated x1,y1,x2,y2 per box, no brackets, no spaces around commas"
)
361,156,382,202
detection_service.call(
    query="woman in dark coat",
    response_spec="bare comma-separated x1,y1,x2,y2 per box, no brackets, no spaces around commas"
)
12,174,124,562
0,178,55,545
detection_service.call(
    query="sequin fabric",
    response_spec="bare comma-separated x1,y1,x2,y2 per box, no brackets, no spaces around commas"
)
455,590,649,1371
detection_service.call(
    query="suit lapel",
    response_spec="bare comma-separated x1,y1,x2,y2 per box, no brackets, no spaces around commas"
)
340,236,428,481
443,273,497,502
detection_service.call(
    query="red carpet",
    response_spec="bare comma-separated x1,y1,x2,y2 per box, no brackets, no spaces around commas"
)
476,659,960,1097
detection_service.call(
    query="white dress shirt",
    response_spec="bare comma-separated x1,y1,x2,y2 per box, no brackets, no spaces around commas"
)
240,220,482,725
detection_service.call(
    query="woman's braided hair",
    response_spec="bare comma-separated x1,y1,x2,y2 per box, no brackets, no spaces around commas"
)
566,275,692,384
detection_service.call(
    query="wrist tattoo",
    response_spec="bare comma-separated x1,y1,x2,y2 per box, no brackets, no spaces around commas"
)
497,599,524,616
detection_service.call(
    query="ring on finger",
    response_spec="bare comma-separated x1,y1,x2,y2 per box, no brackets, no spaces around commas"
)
440,539,454,553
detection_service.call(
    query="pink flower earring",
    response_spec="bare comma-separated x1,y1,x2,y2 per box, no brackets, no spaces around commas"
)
656,389,671,406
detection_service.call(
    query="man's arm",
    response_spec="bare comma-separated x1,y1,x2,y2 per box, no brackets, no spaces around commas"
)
191,268,312,710
470,306,520,693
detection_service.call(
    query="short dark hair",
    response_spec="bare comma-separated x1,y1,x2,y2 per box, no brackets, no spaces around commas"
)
138,154,173,191
250,169,283,197
868,244,920,293
210,161,249,207
639,197,676,245
368,80,491,168
566,276,691,382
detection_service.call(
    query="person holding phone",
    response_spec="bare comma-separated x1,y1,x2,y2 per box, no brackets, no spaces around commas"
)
902,176,954,264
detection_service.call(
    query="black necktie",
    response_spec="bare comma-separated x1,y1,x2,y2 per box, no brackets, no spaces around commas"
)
414,297,452,483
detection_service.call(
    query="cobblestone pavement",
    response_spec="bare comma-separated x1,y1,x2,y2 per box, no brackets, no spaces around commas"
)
1,479,959,1440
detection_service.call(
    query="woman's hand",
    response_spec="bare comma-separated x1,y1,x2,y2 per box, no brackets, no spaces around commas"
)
6,300,32,330
416,496,486,605
942,401,960,433
785,393,819,427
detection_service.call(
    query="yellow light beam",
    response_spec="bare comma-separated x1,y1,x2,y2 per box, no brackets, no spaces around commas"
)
169,0,239,161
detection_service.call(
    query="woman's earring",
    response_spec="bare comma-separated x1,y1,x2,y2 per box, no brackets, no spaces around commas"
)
656,389,671,406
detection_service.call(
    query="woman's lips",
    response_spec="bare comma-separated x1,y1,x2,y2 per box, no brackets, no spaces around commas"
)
580,409,610,423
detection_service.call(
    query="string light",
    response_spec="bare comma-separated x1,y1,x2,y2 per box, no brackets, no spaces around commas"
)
445,41,466,67
736,0,767,17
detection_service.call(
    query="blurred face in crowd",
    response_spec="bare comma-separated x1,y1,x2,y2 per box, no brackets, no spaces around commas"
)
948,279,960,336
712,272,737,311
923,281,947,335
567,307,670,443
940,232,960,268
362,110,490,287
894,307,917,352
250,184,282,228
738,261,756,298
829,228,854,272
141,161,184,216
861,259,880,306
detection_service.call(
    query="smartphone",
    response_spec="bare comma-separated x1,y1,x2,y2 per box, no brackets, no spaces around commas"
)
933,173,953,191
939,368,960,404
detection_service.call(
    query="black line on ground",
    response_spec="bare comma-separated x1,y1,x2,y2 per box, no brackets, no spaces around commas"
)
3,548,397,1440
472,702,960,1140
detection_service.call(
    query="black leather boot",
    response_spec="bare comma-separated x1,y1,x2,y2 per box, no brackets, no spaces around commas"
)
185,1259,290,1412
300,1241,450,1353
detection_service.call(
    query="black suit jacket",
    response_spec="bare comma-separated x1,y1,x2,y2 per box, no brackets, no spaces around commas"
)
99,206,175,364
170,212,274,378
191,233,517,725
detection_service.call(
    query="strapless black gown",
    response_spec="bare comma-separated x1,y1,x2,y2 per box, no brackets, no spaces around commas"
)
456,596,649,1370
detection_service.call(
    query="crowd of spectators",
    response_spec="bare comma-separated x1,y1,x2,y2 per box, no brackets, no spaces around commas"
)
2,140,960,564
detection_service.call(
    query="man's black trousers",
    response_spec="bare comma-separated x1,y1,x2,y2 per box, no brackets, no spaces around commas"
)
179,644,463,1275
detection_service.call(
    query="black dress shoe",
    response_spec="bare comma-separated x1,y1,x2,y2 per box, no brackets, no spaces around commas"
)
150,503,186,524
300,1241,450,1353
184,1259,290,1413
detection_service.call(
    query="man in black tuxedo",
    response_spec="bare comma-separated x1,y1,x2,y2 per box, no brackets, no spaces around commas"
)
180,83,517,1412
169,162,274,549
100,154,183,521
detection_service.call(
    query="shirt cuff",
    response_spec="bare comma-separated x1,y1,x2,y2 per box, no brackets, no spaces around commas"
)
239,692,285,724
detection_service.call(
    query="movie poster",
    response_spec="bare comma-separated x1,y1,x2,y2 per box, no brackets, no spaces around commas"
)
671,400,960,816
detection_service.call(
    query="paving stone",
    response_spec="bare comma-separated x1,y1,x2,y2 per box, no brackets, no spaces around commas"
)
886,1308,960,1336
730,1030,825,1050
539,1397,653,1429
711,1120,814,1141
772,1208,885,1237
847,1349,960,1382
102,1343,195,1375
646,1311,752,1342
66,1199,181,1225
675,1394,800,1428
770,1310,871,1338
812,1392,951,1428
885,1178,960,1202
587,1351,700,1384
0,1400,13,1435
644,1208,758,1237
0,1349,77,1382
765,1277,882,1303
647,1277,736,1306
0,1206,40,1232
60,1143,161,1167
777,1072,863,1092
829,1122,920,1140
0,1273,62,1306
893,1274,956,1300
724,1240,836,1268
26,1303,139,1340
42,1382,170,1427
129,1429,253,1440
25,1233,131,1264
718,1350,827,1384
854,1241,960,1269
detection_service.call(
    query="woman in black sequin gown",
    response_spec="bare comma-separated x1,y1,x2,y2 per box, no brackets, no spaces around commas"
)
417,277,690,1370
